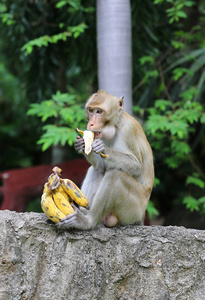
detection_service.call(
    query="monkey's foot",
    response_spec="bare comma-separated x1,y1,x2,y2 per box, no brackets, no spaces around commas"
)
56,206,89,230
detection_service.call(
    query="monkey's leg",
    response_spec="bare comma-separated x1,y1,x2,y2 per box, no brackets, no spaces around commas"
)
81,166,104,208
56,170,149,230
80,169,148,228
56,170,116,230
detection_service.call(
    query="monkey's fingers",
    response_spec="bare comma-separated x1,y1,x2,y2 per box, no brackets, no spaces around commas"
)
74,137,85,153
92,140,109,157
56,206,78,229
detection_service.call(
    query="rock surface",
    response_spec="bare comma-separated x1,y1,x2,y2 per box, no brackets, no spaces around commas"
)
0,210,204,300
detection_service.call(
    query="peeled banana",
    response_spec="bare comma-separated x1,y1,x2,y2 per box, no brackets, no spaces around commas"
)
77,128,94,155
76,128,109,158
41,192,66,223
61,178,88,208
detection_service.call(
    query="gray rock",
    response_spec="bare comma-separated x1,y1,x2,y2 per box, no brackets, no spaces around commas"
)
0,210,204,300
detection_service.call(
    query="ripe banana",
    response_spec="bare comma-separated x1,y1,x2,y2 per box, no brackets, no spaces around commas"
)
76,128,109,157
52,166,62,176
41,192,66,223
52,190,74,215
41,165,90,223
61,178,88,208
43,182,50,194
48,173,61,190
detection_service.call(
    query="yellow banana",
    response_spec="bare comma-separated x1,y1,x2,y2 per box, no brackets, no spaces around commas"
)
43,182,50,194
52,166,62,176
41,192,66,223
61,178,89,208
52,190,74,215
54,184,71,202
76,128,109,157
48,173,61,190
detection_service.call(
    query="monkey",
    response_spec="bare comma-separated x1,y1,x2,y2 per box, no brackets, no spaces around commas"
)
57,90,154,230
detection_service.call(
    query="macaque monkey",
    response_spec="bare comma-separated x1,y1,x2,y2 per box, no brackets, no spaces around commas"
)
57,90,154,230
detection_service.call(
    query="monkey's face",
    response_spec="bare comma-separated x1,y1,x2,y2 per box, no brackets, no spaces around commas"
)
85,91,123,140
86,107,116,140
86,107,105,138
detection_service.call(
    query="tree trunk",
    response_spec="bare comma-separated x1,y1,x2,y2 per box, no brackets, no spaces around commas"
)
97,0,133,114
0,210,205,300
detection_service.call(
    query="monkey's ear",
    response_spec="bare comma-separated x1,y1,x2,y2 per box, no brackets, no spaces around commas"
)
119,97,124,110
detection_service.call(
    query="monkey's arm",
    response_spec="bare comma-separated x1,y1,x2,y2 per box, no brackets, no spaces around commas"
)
105,150,141,178
92,139,142,179
74,136,105,171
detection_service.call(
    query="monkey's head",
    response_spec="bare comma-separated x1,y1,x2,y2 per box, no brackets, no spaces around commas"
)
85,90,123,140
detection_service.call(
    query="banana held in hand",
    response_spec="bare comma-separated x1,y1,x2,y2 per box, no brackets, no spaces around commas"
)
77,128,94,155
76,128,109,157
61,178,89,208
41,192,66,223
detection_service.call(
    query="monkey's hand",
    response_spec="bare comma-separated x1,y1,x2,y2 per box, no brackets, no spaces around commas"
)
56,205,90,230
92,139,107,155
74,136,85,154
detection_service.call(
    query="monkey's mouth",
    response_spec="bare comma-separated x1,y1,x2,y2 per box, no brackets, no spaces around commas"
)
93,131,101,139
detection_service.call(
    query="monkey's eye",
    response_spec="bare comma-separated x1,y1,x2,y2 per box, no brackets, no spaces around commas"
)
96,109,103,114
88,108,93,114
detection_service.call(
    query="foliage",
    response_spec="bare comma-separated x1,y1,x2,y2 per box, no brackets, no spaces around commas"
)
134,0,205,216
0,41,41,170
27,90,87,151
154,0,195,23
0,0,96,169
0,0,96,102
21,23,88,56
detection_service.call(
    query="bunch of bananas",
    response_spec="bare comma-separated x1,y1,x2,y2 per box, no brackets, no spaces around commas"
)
41,166,88,223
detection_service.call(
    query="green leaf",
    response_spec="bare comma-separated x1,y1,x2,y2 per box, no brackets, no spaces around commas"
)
172,67,193,81
146,200,159,219
38,125,78,151
144,70,159,82
199,197,205,204
27,101,59,122
56,1,68,8
180,86,199,101
165,156,180,169
139,55,155,65
176,10,187,19
171,140,190,156
183,196,200,212
168,117,189,138
155,100,172,111
146,115,170,134
171,40,185,50
186,176,205,189
154,177,160,188
201,114,205,124
199,197,205,213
